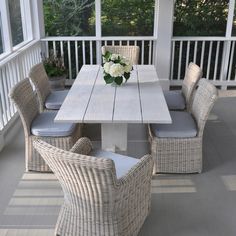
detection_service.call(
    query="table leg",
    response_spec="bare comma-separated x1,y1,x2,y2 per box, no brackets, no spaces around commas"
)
101,123,128,152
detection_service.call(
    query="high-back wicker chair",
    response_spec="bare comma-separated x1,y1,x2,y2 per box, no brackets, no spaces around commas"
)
101,46,140,64
164,62,202,111
29,62,68,112
9,78,82,172
33,138,153,236
149,78,218,173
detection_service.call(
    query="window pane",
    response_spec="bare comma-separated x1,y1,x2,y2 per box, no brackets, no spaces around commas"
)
101,0,155,36
232,4,236,35
173,0,229,36
8,0,24,46
43,0,95,36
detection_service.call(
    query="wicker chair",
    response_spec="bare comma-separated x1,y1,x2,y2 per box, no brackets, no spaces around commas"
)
149,79,218,173
101,46,140,64
164,62,202,111
29,62,69,112
33,138,153,236
9,78,82,172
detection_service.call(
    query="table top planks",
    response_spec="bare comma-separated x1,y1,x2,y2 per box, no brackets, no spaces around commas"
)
55,65,171,124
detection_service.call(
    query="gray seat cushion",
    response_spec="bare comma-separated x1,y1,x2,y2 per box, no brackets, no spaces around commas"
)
31,111,76,137
90,149,140,178
45,90,69,110
164,90,186,110
151,111,197,138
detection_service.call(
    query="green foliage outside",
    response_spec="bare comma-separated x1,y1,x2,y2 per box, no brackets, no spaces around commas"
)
100,0,155,36
43,0,95,36
174,0,229,36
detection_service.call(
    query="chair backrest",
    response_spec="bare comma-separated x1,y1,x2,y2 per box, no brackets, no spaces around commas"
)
33,139,117,222
29,62,51,112
9,78,39,136
101,45,140,64
182,62,202,110
191,78,218,137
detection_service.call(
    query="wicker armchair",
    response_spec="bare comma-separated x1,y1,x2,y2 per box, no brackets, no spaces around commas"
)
9,78,82,172
33,138,153,236
164,62,202,111
101,46,140,64
29,62,68,112
149,79,218,173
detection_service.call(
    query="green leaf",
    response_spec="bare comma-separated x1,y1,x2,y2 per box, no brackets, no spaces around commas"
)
104,74,114,84
124,72,130,81
114,76,123,85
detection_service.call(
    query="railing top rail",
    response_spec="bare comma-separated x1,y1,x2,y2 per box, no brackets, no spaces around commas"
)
172,36,236,41
0,40,41,68
41,36,157,41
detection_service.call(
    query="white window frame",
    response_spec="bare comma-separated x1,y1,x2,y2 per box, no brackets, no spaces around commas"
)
0,0,34,60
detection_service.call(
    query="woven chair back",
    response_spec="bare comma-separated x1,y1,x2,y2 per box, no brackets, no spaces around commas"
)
191,78,218,137
102,45,140,65
29,63,51,112
182,62,202,110
9,78,39,136
34,139,117,206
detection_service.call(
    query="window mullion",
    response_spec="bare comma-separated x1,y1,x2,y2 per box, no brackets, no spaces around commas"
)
0,0,13,52
20,0,33,41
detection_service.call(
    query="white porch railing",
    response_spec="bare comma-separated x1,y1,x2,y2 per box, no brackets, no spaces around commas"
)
0,40,42,131
42,36,236,88
41,36,155,84
171,37,236,87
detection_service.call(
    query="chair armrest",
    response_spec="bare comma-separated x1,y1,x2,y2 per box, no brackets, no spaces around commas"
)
117,154,153,185
70,137,93,155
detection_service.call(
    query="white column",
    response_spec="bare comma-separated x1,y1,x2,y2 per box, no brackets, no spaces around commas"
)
30,0,45,40
154,0,174,90
220,0,235,89
0,0,13,53
95,0,102,65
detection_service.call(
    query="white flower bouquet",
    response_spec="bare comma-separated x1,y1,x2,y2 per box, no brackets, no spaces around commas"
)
102,51,133,86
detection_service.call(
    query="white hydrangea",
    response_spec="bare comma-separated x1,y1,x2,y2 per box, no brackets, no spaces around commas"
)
110,53,120,61
103,61,113,74
124,64,132,73
109,63,124,77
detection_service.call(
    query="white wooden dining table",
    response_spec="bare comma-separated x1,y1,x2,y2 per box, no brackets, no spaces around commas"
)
55,64,171,151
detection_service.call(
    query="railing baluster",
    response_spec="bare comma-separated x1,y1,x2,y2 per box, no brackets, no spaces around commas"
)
200,41,205,69
178,41,183,80
75,41,79,75
193,41,198,63
82,41,86,65
148,40,152,64
53,41,57,57
67,41,72,80
141,40,144,64
134,40,137,46
227,41,235,81
0,70,7,125
206,41,213,79
185,41,190,71
213,41,220,81
90,41,93,65
60,41,64,64
170,41,175,80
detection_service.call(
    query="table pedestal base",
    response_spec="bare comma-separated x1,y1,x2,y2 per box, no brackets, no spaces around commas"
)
101,123,127,152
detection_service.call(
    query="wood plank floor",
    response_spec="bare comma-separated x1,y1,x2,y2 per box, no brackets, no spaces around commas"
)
0,96,236,235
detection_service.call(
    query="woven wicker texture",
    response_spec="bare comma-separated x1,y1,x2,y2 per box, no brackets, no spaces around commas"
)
9,78,82,172
33,138,153,236
101,46,140,65
182,62,202,111
29,62,51,112
149,78,218,173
